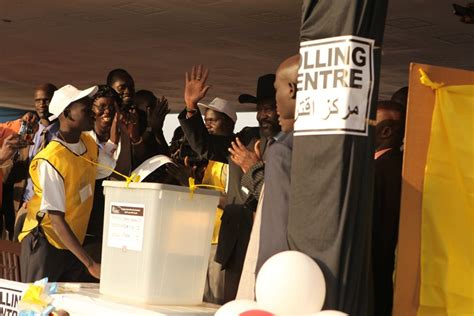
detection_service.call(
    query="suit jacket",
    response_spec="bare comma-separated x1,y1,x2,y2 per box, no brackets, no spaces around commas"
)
178,109,267,270
256,131,293,272
237,131,294,299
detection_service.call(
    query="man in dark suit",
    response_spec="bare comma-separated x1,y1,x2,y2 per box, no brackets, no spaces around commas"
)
178,65,280,302
255,55,300,273
235,55,301,299
372,100,405,316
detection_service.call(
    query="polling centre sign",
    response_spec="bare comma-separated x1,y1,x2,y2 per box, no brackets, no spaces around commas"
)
0,279,27,315
295,35,374,136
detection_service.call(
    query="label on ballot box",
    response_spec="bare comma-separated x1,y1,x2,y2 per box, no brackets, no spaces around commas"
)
107,202,145,252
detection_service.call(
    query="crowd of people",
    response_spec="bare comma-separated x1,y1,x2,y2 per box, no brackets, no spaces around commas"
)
0,54,407,313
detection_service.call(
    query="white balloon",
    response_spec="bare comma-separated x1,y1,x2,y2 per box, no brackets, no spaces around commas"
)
215,299,259,316
255,251,326,314
313,311,349,316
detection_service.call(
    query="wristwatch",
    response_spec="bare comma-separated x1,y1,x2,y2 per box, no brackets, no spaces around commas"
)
185,107,197,113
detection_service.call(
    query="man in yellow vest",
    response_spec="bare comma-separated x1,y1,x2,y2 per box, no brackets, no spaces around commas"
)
19,84,118,283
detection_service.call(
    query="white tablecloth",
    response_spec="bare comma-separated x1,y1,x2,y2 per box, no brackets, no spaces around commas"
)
0,279,218,316
53,283,218,316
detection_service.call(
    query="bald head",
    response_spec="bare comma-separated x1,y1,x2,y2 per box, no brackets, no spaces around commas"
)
275,54,300,131
35,83,57,96
276,54,300,82
34,83,57,122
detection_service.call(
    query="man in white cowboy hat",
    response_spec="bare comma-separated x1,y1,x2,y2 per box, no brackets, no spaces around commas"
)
19,84,119,283
199,97,236,304
199,97,236,136
179,65,280,302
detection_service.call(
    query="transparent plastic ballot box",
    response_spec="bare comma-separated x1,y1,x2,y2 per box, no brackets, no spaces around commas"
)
99,180,221,305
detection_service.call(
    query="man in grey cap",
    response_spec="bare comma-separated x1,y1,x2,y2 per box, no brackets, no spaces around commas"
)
200,97,236,137
178,65,279,302
198,97,236,304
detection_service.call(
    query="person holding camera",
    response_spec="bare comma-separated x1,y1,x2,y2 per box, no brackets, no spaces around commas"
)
7,84,58,241
0,125,32,216
0,111,38,239
133,90,170,168
106,69,144,166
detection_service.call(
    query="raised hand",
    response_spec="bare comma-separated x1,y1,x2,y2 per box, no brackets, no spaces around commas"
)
109,112,120,145
184,65,211,110
149,96,170,134
123,108,141,143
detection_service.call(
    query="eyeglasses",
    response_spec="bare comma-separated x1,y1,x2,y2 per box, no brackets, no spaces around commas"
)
35,98,50,106
204,117,222,125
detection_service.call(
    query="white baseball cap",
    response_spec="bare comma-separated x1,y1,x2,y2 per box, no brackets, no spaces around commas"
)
198,97,237,123
48,84,98,120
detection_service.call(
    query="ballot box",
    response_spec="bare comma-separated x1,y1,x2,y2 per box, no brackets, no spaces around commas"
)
100,181,220,305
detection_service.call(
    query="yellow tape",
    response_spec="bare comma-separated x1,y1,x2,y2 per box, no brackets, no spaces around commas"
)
79,155,140,187
188,177,224,198
419,69,444,90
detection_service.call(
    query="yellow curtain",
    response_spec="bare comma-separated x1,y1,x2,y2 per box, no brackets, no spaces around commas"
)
418,84,474,315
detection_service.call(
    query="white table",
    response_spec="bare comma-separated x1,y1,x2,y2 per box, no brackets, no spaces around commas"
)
52,283,219,316
0,279,218,316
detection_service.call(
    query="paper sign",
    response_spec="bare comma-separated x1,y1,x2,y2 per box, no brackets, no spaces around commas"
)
107,202,145,252
0,279,27,315
132,155,173,182
295,35,374,136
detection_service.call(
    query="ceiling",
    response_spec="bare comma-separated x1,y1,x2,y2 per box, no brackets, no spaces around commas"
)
0,0,472,112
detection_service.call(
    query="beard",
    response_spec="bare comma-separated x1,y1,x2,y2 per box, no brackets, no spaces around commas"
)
259,119,280,137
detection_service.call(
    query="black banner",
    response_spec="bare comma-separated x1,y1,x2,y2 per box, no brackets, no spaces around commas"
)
288,0,389,314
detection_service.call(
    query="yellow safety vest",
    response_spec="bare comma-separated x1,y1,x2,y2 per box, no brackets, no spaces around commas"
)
19,133,98,249
202,160,227,245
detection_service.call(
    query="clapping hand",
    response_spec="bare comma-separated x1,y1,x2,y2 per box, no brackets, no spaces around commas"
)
149,96,170,134
229,138,262,173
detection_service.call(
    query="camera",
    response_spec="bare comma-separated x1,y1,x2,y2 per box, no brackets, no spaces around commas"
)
18,120,34,140
12,120,33,162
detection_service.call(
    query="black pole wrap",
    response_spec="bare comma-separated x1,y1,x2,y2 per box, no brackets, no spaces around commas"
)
288,0,389,314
